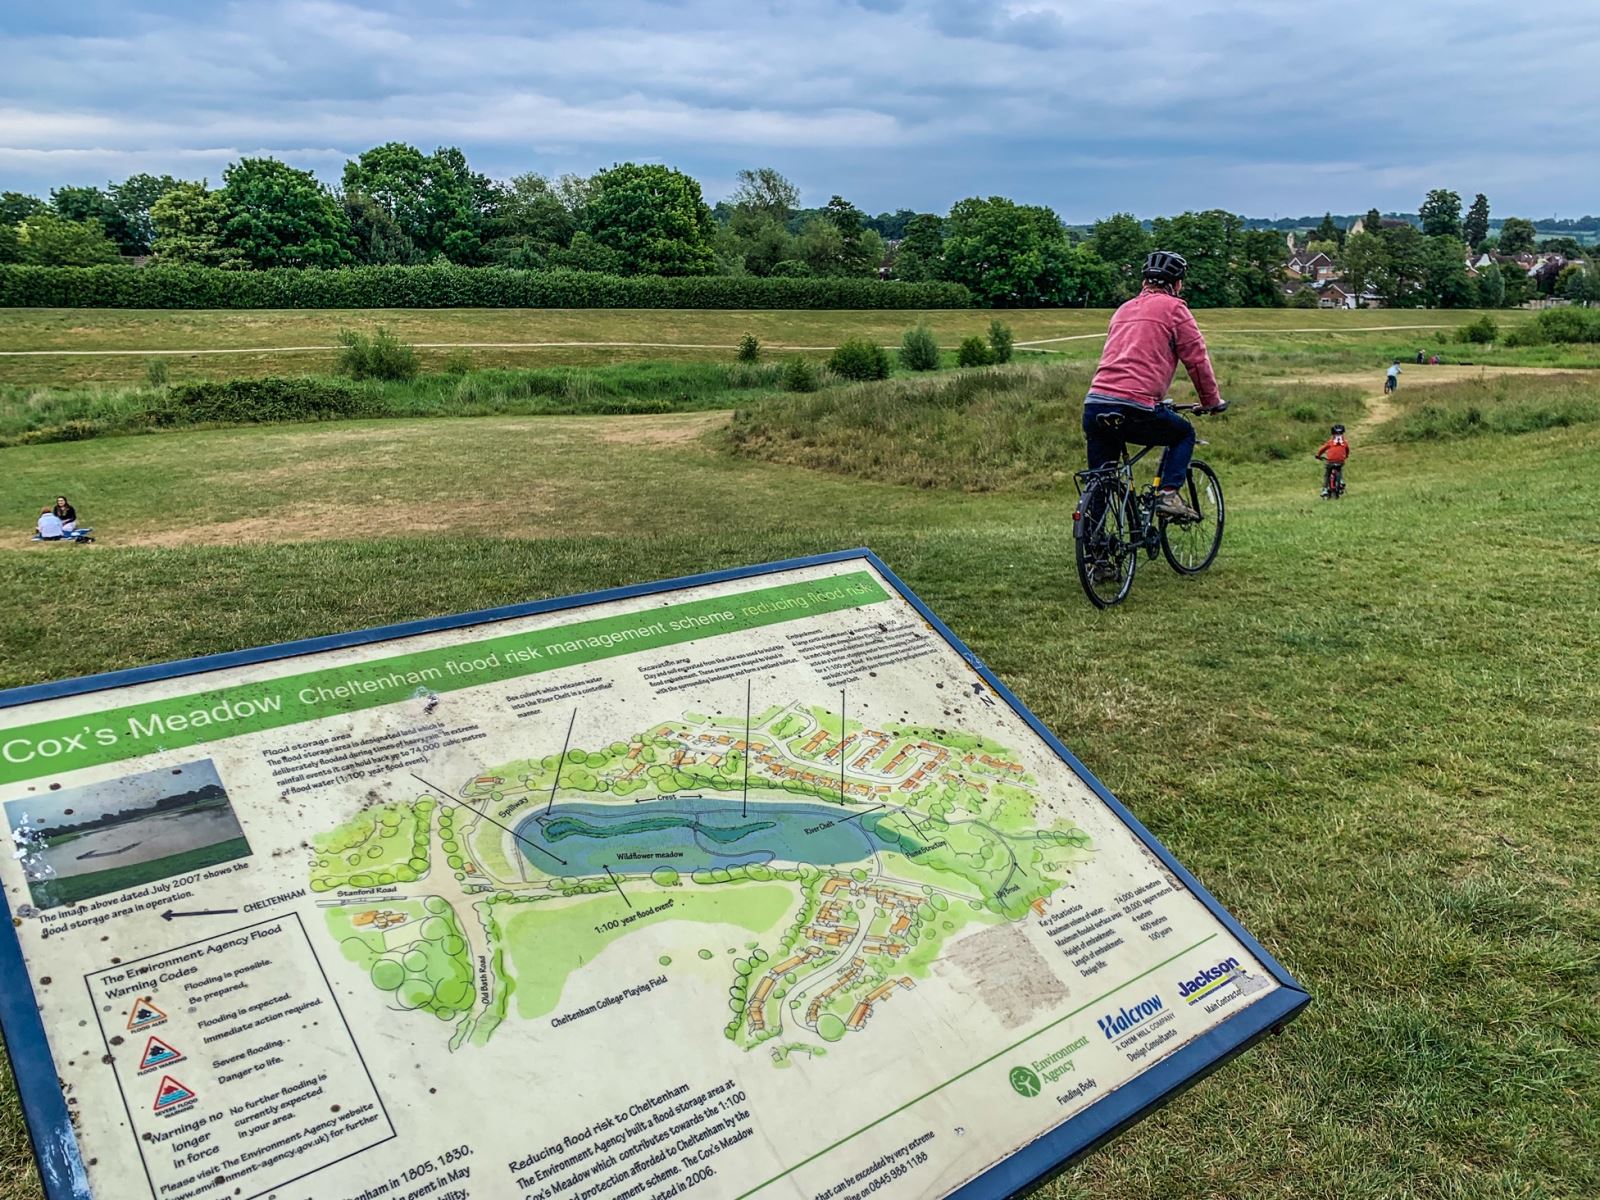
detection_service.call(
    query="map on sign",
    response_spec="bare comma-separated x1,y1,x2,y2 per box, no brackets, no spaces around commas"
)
0,551,1308,1200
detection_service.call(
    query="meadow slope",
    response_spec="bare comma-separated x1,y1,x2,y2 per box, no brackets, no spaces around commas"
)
1,364,1596,1200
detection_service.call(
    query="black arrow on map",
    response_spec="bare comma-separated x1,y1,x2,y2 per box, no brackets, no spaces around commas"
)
546,708,579,816
602,864,632,909
741,679,752,819
409,773,568,868
160,908,238,922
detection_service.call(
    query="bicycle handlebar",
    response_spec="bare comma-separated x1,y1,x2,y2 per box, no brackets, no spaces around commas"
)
1161,400,1227,414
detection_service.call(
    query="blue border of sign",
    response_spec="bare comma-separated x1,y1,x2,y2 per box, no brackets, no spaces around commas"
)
0,548,1308,1200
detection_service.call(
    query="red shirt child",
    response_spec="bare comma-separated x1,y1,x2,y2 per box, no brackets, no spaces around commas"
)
1315,430,1350,464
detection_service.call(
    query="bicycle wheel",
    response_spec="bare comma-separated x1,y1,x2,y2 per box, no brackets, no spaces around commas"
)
1160,459,1225,574
1075,477,1137,607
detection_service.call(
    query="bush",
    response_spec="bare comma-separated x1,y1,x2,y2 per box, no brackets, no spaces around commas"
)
899,325,941,371
440,349,473,375
781,356,820,393
987,318,1014,363
1526,306,1600,344
150,377,375,427
0,264,974,310
1455,314,1499,344
827,338,890,381
737,334,761,363
144,358,169,387
957,336,995,368
336,327,420,381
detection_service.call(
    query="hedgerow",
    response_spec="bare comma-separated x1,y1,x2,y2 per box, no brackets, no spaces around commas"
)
0,264,973,310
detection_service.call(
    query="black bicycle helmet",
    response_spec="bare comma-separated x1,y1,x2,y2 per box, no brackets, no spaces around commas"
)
1143,250,1188,286
1331,423,1345,434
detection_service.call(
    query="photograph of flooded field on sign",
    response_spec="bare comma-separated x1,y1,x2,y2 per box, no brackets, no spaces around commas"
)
5,759,250,909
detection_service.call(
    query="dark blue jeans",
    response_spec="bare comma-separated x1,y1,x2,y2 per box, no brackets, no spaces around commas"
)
1083,401,1195,490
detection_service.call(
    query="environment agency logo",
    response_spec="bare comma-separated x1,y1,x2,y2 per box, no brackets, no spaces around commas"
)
1008,1066,1042,1097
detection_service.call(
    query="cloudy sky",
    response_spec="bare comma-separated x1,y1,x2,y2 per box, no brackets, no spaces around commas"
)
3,0,1597,220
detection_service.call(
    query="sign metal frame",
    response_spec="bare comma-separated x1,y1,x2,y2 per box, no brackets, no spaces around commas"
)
0,548,1309,1200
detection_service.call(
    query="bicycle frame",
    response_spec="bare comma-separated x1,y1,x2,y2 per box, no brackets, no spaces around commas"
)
1074,444,1164,553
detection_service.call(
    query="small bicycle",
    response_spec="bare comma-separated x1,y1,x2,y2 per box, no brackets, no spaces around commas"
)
1320,461,1346,499
1073,403,1225,608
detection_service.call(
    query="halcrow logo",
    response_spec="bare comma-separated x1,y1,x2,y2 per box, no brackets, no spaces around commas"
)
1097,993,1164,1039
1177,956,1243,1005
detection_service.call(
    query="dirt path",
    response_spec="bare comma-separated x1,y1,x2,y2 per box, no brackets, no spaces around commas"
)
1287,364,1589,391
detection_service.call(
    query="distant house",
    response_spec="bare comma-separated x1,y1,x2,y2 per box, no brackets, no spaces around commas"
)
1286,251,1338,282
1315,281,1354,309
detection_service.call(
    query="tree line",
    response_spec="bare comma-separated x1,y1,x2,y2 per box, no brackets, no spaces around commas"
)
0,154,1584,309
1289,190,1596,308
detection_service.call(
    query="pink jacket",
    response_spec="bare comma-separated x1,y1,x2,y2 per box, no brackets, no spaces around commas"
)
1087,289,1223,410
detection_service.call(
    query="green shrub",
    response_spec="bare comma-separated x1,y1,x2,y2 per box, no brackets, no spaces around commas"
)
737,334,761,363
987,318,1014,363
336,327,420,381
0,264,973,310
439,349,473,375
1527,306,1600,344
827,338,890,381
899,325,941,371
150,378,375,427
144,358,169,387
781,356,820,393
1454,314,1498,344
956,336,995,368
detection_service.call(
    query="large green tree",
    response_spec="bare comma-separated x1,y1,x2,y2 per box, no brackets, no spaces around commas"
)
342,143,492,262
891,213,944,282
1089,212,1150,300
150,182,240,267
1476,262,1506,307
583,163,716,276
1340,231,1388,302
108,173,184,255
15,212,121,265
0,192,46,226
1148,209,1243,307
942,196,1108,306
1376,223,1426,306
343,191,422,265
816,195,882,277
1419,236,1474,307
1235,229,1288,307
50,186,121,234
481,173,579,268
0,223,18,264
729,168,799,225
217,158,352,268
1498,217,1538,255
1462,193,1491,249
1313,212,1342,246
718,168,801,277
1419,189,1463,238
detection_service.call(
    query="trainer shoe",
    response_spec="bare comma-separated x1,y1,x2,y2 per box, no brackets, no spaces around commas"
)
1153,490,1200,521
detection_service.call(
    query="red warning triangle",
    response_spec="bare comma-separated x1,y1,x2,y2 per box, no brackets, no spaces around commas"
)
153,1075,195,1111
127,997,167,1031
139,1036,182,1071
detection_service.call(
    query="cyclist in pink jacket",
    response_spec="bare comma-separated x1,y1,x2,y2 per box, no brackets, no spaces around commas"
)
1084,251,1227,519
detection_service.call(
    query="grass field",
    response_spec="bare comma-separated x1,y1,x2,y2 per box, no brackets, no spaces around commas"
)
0,305,1575,385
0,312,1597,1200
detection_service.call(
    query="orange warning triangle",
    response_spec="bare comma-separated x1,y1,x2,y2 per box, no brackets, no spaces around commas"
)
127,997,167,1031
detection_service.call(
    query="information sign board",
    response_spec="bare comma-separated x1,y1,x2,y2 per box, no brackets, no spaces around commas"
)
0,550,1308,1200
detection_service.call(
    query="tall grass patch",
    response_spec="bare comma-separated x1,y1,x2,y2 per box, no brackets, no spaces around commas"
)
1377,373,1600,442
728,364,1365,491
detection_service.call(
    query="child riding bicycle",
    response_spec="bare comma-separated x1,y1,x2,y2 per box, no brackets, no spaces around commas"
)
1083,251,1227,520
1315,424,1350,498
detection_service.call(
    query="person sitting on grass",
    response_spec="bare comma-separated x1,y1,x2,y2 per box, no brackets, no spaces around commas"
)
1315,424,1350,497
35,507,64,540
52,495,76,532
1083,250,1227,521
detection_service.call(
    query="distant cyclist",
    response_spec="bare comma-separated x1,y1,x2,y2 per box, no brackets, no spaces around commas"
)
1084,251,1226,520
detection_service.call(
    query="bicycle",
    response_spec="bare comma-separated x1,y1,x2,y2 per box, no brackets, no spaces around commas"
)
1072,402,1226,608
1320,461,1346,500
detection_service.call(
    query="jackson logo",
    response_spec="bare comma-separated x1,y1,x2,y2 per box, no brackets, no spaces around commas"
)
1177,957,1243,1005
1096,993,1164,1038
